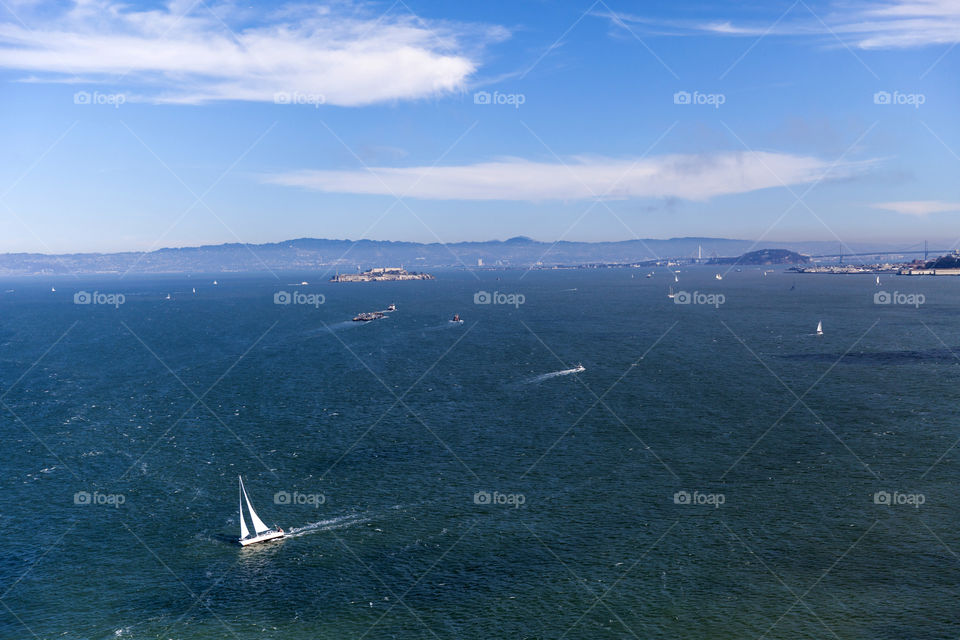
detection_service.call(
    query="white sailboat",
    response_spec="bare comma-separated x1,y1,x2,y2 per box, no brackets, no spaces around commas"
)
816,321,823,336
674,274,679,283
876,275,880,285
237,475,284,546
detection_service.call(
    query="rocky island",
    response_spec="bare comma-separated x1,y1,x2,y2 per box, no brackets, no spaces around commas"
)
330,267,435,282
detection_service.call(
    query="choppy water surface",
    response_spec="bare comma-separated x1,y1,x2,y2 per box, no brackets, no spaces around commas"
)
2,268,959,639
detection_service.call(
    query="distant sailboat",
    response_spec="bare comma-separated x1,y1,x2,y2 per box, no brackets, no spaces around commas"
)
715,274,723,280
816,321,823,336
213,280,219,285
192,287,196,294
667,286,676,299
165,293,171,300
237,475,284,547
50,286,55,292
876,275,881,286
674,274,679,283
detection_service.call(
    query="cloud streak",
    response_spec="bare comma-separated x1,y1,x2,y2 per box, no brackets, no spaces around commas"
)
266,151,873,201
871,200,960,216
0,0,505,105
601,0,960,49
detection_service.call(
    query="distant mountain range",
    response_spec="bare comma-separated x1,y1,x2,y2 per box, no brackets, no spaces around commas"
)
0,237,933,276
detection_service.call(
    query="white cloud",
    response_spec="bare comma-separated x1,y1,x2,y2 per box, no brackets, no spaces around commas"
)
0,1,505,105
265,151,872,201
603,0,960,49
871,200,960,216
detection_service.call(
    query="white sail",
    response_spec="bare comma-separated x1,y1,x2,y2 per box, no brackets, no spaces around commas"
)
239,476,270,534
816,321,823,335
239,476,249,540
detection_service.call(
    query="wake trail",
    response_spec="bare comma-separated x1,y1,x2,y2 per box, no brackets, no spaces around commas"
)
525,367,585,384
285,513,370,537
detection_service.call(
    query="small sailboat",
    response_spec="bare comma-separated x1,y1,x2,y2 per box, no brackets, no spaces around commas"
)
192,287,196,294
213,280,219,285
50,286,56,292
816,321,823,336
165,293,171,300
667,286,676,299
674,274,679,283
876,275,881,286
237,475,284,546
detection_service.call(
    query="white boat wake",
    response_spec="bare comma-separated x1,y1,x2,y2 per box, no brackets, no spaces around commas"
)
286,513,369,537
526,365,586,384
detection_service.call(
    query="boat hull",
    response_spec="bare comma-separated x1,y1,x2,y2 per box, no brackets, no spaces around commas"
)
238,530,285,546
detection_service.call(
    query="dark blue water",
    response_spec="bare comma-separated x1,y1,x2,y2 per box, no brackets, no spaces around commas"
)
2,268,959,639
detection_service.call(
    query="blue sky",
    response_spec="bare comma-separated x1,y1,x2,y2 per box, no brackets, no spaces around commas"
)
0,0,957,252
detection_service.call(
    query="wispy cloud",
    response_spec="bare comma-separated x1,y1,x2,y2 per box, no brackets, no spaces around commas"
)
871,200,960,216
265,151,874,201
0,0,507,105
601,0,960,49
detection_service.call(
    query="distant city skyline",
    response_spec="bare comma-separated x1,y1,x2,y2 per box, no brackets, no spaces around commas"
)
0,0,957,253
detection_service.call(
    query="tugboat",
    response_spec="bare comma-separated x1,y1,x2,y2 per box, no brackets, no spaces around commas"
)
353,311,386,322
449,314,463,324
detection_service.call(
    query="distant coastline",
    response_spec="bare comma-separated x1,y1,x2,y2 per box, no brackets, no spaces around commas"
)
0,236,949,276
